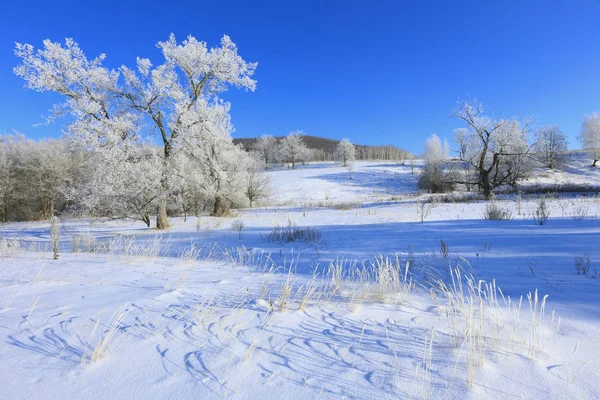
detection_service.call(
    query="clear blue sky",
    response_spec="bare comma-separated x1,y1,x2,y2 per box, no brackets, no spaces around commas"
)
1,0,599,152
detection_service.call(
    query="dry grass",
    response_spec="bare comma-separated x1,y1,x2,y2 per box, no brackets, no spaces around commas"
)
81,304,130,364
432,267,560,389
264,219,322,243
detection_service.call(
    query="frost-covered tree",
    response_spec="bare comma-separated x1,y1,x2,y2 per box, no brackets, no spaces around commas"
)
419,134,453,193
14,34,257,228
580,113,600,166
333,138,356,166
279,131,308,169
423,134,448,164
534,125,568,169
253,134,279,165
500,120,535,188
454,100,532,198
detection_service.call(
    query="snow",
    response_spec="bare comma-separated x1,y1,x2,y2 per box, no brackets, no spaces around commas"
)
1,160,600,399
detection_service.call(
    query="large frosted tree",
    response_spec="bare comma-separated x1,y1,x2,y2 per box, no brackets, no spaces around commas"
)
14,34,257,228
454,100,532,198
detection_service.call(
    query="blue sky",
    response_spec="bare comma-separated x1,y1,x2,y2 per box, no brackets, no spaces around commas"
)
1,0,599,153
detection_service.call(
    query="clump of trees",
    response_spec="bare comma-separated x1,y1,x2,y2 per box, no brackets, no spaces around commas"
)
9,34,270,225
0,133,271,224
0,134,83,222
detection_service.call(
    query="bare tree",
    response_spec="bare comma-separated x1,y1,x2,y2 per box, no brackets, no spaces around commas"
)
244,154,271,207
534,125,568,169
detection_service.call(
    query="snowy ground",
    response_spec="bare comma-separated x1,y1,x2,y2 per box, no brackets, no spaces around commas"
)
1,159,600,399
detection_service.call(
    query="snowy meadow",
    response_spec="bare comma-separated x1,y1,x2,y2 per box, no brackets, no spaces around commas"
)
2,159,600,399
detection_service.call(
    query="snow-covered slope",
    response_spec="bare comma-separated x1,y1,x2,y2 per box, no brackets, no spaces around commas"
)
523,151,600,189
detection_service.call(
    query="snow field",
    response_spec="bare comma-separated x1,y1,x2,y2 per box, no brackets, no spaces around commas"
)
1,160,600,399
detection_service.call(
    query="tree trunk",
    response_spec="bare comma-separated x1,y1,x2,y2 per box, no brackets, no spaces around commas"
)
482,172,492,199
156,144,172,230
212,196,229,217
142,214,151,228
156,199,169,229
41,198,48,220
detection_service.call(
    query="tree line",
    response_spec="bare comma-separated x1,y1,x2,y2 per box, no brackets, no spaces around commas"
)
236,134,414,163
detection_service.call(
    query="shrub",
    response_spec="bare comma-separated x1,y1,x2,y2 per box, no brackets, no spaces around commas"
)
574,254,590,275
417,200,436,223
533,196,550,225
418,163,455,194
483,200,513,221
332,202,361,210
572,205,590,220
231,220,245,239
